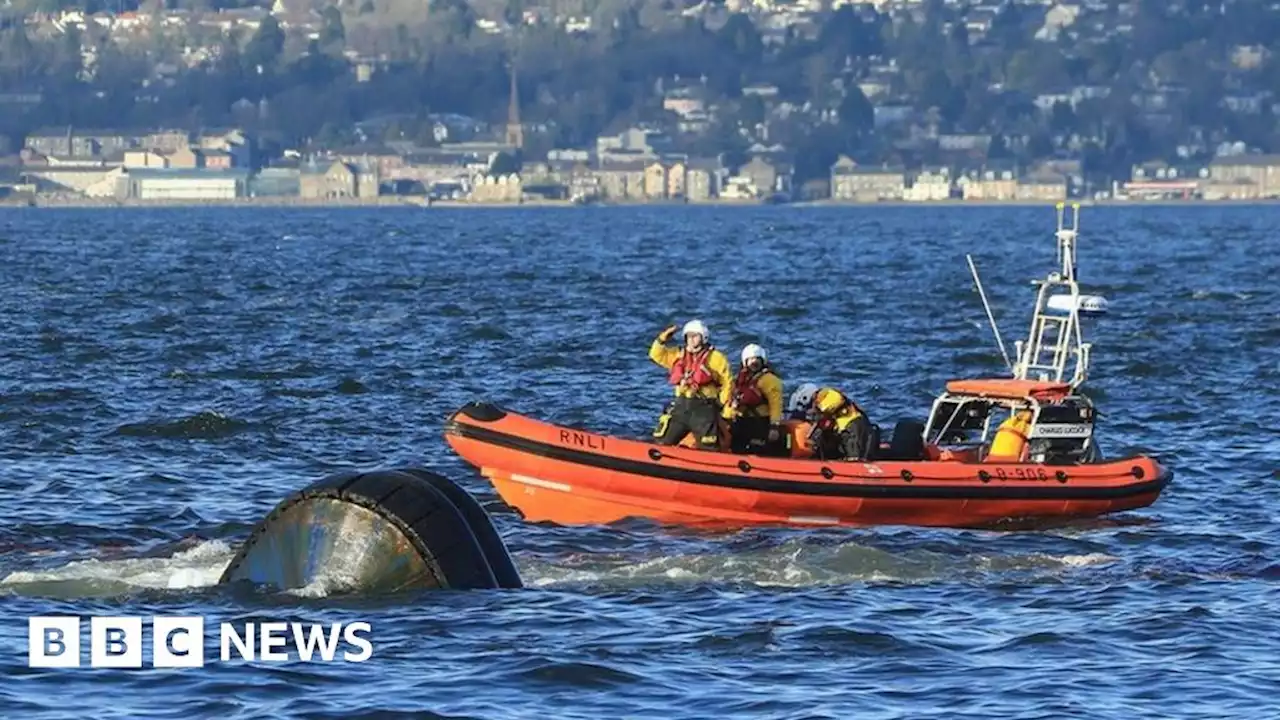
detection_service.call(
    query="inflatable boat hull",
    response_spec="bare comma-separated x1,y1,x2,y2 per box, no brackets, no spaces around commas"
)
443,402,1172,529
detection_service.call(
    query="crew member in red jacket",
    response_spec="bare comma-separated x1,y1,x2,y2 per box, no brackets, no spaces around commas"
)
723,343,786,456
649,319,733,450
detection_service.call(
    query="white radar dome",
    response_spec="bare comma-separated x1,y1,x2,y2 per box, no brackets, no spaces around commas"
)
1047,294,1109,316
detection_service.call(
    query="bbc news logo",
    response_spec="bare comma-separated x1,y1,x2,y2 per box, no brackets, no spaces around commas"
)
28,616,373,668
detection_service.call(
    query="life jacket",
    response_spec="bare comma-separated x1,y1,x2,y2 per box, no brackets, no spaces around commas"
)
811,408,872,461
733,366,768,408
812,412,859,437
810,393,867,446
668,347,715,390
832,409,864,433
815,393,864,430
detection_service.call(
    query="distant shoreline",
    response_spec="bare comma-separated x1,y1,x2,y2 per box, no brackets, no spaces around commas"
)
4,196,1280,209
797,198,1280,207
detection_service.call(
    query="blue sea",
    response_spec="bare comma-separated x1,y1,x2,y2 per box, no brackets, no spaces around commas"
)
0,205,1276,718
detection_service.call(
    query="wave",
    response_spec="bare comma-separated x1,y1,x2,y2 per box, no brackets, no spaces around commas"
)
0,533,1124,601
516,538,1119,588
113,411,254,440
0,540,234,599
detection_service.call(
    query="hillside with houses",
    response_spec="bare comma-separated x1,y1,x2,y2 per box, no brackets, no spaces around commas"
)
3,0,1280,204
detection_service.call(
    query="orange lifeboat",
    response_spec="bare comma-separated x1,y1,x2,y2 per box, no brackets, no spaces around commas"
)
443,205,1173,529
442,377,1172,529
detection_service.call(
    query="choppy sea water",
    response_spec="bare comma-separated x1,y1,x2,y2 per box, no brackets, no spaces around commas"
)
0,205,1276,718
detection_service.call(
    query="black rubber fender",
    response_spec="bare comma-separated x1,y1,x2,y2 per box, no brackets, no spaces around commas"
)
218,468,522,592
395,467,523,589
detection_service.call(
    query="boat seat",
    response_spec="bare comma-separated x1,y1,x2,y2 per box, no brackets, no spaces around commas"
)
876,419,927,461
861,424,883,461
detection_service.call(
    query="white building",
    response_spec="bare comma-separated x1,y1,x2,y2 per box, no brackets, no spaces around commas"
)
117,168,249,201
904,168,953,201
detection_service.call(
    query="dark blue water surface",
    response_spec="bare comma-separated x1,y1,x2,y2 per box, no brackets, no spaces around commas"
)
0,205,1276,718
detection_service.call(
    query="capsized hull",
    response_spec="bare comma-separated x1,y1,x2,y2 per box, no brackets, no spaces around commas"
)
442,402,1172,529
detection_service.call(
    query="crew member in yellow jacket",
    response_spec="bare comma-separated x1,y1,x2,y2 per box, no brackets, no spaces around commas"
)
723,343,787,456
809,387,876,461
649,319,734,450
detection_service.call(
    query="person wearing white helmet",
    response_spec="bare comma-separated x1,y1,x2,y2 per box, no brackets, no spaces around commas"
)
787,382,820,420
724,343,786,456
648,319,734,449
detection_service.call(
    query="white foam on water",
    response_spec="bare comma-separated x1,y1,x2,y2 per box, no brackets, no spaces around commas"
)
519,540,1122,589
0,538,388,600
0,540,235,598
0,538,1124,598
1053,552,1117,568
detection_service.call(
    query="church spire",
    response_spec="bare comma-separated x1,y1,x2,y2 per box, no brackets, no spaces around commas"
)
504,49,523,150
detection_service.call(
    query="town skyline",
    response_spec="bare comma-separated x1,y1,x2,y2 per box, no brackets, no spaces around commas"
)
4,0,1280,203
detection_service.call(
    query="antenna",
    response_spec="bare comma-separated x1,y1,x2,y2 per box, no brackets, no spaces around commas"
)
966,253,1012,372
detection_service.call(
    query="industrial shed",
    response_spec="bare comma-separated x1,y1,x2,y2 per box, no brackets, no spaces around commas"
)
247,167,301,197
116,168,250,201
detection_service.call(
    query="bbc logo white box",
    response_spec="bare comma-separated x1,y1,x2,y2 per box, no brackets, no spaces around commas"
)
28,616,81,668
153,617,205,668
91,617,143,668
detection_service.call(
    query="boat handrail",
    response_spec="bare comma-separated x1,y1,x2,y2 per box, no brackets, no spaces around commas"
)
1010,202,1096,391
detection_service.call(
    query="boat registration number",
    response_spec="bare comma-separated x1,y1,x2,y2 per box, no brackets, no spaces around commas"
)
1029,423,1092,438
990,467,1052,482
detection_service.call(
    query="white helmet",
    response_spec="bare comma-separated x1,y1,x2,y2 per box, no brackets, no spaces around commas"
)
788,382,819,413
741,343,767,364
682,319,709,341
